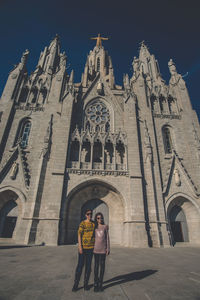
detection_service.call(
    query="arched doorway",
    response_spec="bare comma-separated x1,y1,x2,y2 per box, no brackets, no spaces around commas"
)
81,199,109,224
167,195,200,245
60,180,124,245
169,205,188,243
0,200,18,238
0,189,22,240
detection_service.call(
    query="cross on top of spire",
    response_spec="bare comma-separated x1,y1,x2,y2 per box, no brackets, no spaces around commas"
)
90,33,109,48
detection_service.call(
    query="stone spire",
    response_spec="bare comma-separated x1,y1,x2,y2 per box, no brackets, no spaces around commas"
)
139,41,151,60
137,41,161,80
82,37,115,88
36,35,61,74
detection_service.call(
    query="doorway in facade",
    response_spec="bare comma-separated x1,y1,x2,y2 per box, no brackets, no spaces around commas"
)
61,181,124,246
81,199,109,224
0,195,19,239
169,205,189,243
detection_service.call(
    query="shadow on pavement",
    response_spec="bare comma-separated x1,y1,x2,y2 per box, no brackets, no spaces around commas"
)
0,243,45,250
103,269,158,289
0,245,32,249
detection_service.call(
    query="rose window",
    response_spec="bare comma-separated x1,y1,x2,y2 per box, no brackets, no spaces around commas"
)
86,101,110,124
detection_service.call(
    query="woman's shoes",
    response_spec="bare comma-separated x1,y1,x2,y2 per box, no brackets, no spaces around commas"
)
94,281,99,292
98,282,104,292
94,281,104,292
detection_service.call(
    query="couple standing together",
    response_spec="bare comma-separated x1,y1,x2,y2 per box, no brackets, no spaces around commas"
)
72,208,110,292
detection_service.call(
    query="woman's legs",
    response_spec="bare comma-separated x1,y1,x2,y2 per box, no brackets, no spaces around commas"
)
99,254,106,291
94,254,100,291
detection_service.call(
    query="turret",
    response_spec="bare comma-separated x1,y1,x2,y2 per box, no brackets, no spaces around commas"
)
36,35,61,75
138,41,161,80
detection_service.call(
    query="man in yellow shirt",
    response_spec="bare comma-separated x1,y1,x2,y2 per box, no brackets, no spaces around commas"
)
72,208,95,291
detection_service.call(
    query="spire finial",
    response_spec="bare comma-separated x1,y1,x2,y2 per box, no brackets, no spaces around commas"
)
90,33,109,48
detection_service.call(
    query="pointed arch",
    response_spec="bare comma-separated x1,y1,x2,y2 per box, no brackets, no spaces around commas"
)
59,178,125,245
19,86,29,103
13,117,32,149
166,193,200,245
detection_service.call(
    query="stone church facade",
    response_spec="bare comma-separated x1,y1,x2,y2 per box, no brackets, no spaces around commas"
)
0,35,200,247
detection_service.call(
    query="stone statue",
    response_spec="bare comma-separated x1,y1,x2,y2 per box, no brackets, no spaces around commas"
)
174,168,181,186
97,80,103,95
81,148,88,162
105,149,111,164
10,161,18,179
132,56,140,77
168,59,177,75
21,49,29,65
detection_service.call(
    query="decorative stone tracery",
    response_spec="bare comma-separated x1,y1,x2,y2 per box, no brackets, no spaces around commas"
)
68,127,128,173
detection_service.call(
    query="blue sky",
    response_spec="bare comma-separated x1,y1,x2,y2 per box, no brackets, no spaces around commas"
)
0,0,200,116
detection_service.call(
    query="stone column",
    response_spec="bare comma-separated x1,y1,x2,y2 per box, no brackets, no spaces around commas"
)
125,145,128,171
113,143,116,170
78,141,82,169
90,142,94,169
102,143,105,169
124,95,148,247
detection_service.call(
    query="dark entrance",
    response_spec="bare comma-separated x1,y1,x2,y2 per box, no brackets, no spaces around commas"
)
169,205,189,244
81,199,109,224
0,200,18,238
170,221,184,242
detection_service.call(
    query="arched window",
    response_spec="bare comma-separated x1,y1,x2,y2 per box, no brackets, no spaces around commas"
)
97,57,100,72
30,87,38,104
19,87,29,103
168,96,176,114
105,122,110,132
70,140,79,161
163,126,172,154
13,119,31,148
20,121,31,148
37,88,47,105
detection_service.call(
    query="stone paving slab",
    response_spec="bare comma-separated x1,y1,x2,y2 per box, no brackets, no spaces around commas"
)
0,245,200,300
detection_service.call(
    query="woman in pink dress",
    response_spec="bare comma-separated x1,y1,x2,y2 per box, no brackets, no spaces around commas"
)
93,212,110,292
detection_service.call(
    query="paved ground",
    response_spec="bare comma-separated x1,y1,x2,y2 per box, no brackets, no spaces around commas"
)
0,244,200,300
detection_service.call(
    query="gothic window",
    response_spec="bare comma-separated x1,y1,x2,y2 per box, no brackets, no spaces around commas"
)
70,140,79,161
151,95,157,112
163,127,172,154
97,57,100,72
168,96,176,114
105,142,113,164
37,88,47,105
85,100,110,132
93,141,102,163
105,122,110,132
19,87,29,103
30,87,38,104
82,141,91,162
159,96,164,113
20,121,31,148
116,141,125,164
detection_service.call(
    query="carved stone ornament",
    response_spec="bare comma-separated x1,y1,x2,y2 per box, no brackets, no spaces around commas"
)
174,168,181,186
56,75,62,81
11,74,17,79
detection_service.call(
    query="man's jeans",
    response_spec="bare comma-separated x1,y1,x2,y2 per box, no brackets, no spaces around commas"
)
75,248,93,282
